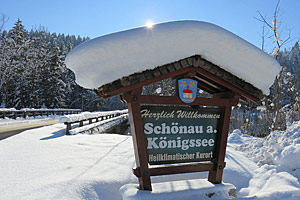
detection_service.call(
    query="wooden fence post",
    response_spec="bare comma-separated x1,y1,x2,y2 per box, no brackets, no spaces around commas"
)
79,120,83,127
66,123,71,135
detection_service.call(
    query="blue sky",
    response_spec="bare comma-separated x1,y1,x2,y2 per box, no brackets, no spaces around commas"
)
2,0,300,51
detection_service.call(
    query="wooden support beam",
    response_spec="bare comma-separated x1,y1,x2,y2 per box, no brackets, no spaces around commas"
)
213,92,240,106
124,88,152,191
136,95,232,106
194,67,260,102
197,80,221,94
195,74,226,92
100,66,196,97
133,162,215,177
208,100,233,183
98,65,261,102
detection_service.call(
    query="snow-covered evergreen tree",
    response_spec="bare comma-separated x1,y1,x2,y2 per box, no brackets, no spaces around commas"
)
40,39,66,108
6,19,31,108
0,31,10,105
0,19,132,111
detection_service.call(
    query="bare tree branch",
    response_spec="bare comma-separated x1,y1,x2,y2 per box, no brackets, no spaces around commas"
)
0,14,9,32
255,11,273,29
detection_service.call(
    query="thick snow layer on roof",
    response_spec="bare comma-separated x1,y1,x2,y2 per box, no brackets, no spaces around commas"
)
66,20,281,94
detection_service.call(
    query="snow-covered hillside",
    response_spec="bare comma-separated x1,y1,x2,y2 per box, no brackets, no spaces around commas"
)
0,122,300,199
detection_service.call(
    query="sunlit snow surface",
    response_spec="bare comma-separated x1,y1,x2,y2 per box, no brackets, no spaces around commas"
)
0,121,300,199
66,20,280,94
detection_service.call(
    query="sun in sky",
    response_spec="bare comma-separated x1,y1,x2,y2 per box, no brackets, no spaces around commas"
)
145,20,154,29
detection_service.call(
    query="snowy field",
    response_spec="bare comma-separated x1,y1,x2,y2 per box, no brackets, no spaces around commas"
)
0,122,300,199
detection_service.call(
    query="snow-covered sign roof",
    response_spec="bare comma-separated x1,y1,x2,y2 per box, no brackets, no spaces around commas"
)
66,20,281,96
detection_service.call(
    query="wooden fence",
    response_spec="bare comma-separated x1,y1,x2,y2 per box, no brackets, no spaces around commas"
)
59,109,128,135
0,109,81,119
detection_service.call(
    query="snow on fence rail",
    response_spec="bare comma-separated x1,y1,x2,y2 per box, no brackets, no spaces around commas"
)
59,109,128,135
69,114,128,135
0,108,81,119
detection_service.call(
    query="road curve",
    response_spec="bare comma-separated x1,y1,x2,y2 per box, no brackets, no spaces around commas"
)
0,119,59,140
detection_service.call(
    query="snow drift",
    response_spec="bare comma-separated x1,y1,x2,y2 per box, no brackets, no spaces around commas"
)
66,20,281,94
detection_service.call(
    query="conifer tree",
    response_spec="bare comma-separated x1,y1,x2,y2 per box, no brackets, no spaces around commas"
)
40,39,66,108
6,19,31,108
0,18,121,111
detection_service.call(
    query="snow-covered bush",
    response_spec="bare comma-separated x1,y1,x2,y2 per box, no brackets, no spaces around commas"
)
229,121,300,181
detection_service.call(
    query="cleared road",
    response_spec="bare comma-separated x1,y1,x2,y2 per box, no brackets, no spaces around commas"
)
0,119,59,140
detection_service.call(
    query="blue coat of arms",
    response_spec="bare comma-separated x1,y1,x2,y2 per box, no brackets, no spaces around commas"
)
178,79,198,103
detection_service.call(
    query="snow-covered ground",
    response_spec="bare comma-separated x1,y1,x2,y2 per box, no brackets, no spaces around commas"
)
0,122,300,199
228,121,300,185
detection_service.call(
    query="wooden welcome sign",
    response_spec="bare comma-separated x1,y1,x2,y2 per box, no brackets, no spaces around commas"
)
96,55,263,191
141,104,220,165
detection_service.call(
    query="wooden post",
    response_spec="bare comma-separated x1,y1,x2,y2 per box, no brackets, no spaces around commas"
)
123,88,152,191
66,123,71,135
79,120,84,127
208,98,234,183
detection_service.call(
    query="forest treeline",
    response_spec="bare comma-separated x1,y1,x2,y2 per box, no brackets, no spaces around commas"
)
1,19,300,136
0,19,126,111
